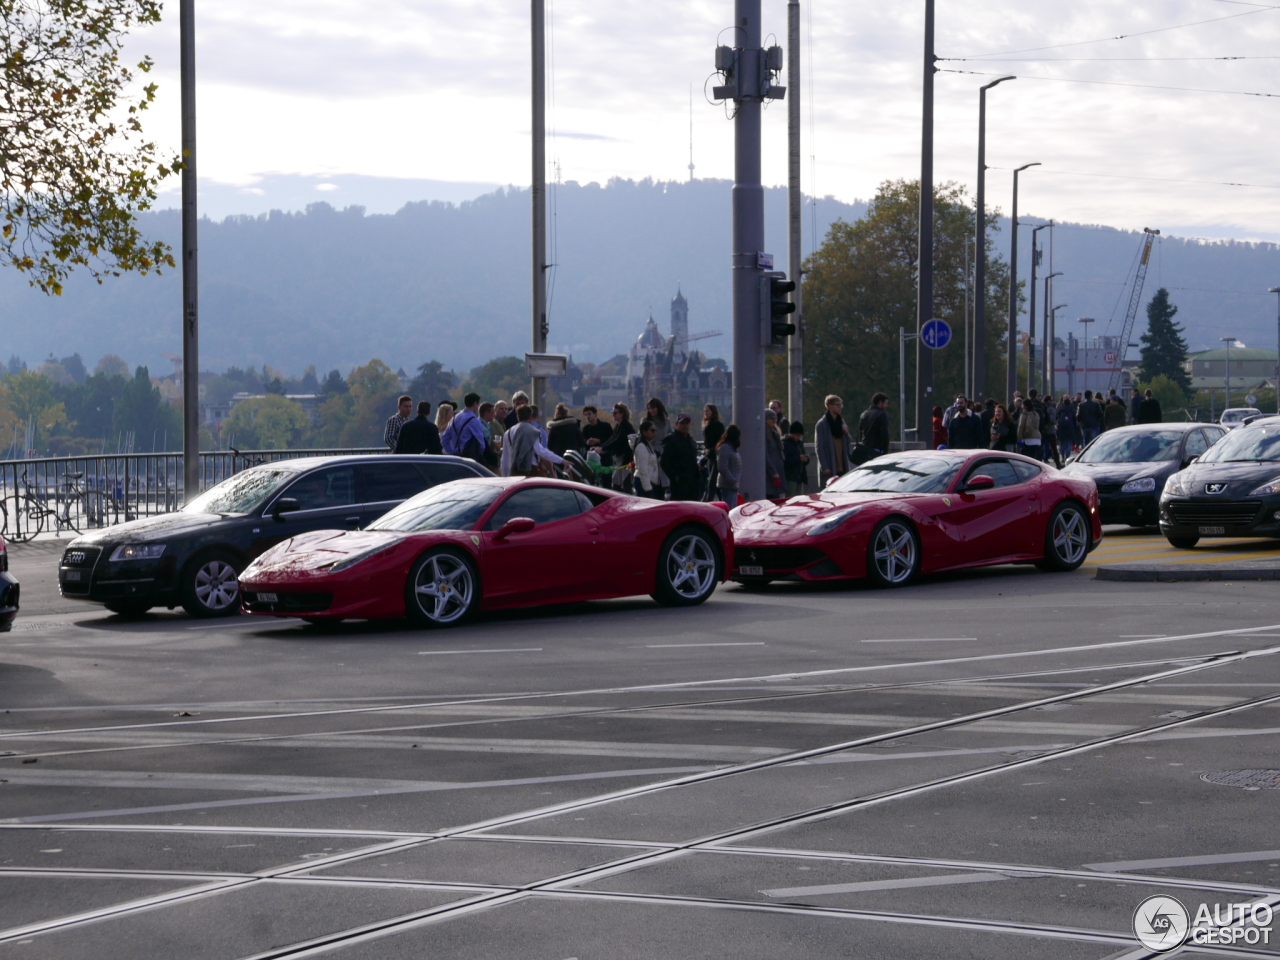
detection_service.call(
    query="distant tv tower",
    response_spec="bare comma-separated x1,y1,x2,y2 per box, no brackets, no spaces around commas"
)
688,84,695,181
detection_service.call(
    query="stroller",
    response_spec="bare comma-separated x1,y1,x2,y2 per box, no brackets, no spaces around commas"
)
560,450,613,487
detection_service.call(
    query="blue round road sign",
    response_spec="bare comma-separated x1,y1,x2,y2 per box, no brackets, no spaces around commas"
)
922,319,952,350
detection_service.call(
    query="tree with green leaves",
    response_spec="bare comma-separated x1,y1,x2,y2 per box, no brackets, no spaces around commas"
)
222,394,309,450
408,360,457,404
793,179,1014,419
1138,288,1191,396
1,0,180,294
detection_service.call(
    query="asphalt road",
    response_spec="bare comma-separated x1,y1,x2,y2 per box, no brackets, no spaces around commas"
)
3,535,1280,958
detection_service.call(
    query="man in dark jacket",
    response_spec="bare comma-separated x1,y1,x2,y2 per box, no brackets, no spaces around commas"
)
859,392,891,458
660,414,701,500
947,400,986,449
1103,395,1128,431
1137,389,1163,424
1077,389,1103,445
394,401,443,454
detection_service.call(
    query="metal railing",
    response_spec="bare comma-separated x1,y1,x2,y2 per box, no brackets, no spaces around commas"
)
0,448,383,542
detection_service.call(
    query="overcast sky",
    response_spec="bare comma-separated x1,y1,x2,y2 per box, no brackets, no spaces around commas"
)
136,0,1280,240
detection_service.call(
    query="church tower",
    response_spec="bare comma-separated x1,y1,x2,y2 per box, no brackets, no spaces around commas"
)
670,285,689,352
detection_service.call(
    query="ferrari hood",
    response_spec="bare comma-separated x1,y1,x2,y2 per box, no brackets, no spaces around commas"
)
250,529,404,572
731,492,912,531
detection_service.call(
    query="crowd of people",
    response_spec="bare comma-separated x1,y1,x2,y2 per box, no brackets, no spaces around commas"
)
379,383,1162,500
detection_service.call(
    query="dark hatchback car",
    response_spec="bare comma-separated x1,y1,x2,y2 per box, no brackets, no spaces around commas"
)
1160,417,1280,548
0,535,17,631
58,455,491,617
1061,423,1226,527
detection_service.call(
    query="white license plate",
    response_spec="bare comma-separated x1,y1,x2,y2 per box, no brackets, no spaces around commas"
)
1198,526,1226,536
257,592,278,603
63,570,81,581
739,565,764,576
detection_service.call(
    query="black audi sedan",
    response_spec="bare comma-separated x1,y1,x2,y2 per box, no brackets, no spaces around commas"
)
1061,423,1227,527
59,455,491,617
0,535,17,631
1160,417,1280,548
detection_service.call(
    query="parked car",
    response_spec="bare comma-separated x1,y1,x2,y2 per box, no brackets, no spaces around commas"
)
1060,423,1226,527
729,449,1101,588
1220,407,1262,430
0,535,17,631
240,477,732,626
58,455,491,618
1161,417,1280,548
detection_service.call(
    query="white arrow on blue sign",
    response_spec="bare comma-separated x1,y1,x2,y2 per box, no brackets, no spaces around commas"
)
921,319,952,350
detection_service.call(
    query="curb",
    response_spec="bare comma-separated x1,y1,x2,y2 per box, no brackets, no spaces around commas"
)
1096,564,1280,583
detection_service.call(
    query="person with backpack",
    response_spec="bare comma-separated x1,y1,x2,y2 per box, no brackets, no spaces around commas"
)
632,419,664,499
441,392,492,467
500,404,563,477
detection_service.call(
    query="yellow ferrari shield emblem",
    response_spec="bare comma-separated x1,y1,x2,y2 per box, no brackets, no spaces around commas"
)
470,535,480,546
943,497,951,506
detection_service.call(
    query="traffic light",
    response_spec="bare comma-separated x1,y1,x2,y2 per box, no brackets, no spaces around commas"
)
760,272,796,347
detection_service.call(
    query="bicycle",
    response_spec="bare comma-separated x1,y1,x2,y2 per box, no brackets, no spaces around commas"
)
1,471,119,540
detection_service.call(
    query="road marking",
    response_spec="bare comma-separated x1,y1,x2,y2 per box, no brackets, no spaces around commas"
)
761,872,1013,898
642,642,766,648
863,638,976,643
1085,850,1280,872
1118,634,1167,638
0,769,454,795
417,648,542,655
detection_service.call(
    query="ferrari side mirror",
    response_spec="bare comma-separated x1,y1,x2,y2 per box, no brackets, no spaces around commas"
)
964,475,996,491
494,516,536,541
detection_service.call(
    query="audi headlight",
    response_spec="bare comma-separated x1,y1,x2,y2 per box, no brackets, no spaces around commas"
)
110,543,166,561
1120,477,1157,494
1163,472,1190,498
1249,477,1280,497
806,507,863,537
326,540,401,573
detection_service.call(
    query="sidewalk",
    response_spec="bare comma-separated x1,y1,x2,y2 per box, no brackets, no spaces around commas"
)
1089,528,1280,582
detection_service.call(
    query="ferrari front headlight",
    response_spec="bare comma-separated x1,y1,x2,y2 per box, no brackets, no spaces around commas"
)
806,507,863,537
327,540,402,573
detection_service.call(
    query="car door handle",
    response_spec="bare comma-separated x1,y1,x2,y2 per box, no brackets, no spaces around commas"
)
586,526,600,535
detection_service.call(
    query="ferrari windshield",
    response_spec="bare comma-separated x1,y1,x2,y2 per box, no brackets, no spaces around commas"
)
183,467,294,515
828,455,963,495
1198,421,1280,463
367,481,501,532
1078,430,1184,464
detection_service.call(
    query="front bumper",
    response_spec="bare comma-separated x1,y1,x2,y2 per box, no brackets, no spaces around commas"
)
1159,496,1280,539
1098,492,1160,526
730,542,852,582
58,545,179,606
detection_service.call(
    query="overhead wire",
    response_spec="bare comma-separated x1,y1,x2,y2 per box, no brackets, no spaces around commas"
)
985,165,1280,191
939,67,1280,99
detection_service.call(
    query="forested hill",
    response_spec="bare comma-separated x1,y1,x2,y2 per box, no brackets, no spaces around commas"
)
3,177,1278,375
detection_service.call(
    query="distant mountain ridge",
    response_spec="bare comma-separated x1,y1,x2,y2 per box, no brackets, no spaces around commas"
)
3,177,1277,376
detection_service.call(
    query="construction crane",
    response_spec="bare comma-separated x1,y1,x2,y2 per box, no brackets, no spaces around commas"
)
675,329,723,345
1108,227,1160,393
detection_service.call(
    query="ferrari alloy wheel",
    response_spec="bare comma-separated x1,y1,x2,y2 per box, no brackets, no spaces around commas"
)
181,551,243,618
406,549,479,627
1037,502,1090,572
866,518,920,588
654,527,720,606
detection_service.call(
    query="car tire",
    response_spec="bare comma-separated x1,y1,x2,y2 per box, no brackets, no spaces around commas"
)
405,548,479,628
1037,501,1091,572
104,600,152,616
865,517,921,588
180,550,244,618
1167,535,1199,550
653,526,721,607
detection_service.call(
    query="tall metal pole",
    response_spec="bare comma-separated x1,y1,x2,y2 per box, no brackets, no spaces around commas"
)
973,76,1014,405
915,0,936,440
1049,303,1066,397
1043,270,1063,395
786,0,803,430
1006,162,1039,403
1027,223,1048,394
731,0,766,499
530,0,548,409
179,0,198,497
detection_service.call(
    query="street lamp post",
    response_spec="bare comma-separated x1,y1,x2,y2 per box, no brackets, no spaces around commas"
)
1221,336,1238,410
1027,224,1049,394
1006,162,1040,403
1269,287,1280,413
1048,301,1066,395
900,327,921,446
1042,272,1063,395
973,75,1015,404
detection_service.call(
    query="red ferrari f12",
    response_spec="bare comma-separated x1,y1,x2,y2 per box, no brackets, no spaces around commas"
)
731,450,1100,587
239,478,732,626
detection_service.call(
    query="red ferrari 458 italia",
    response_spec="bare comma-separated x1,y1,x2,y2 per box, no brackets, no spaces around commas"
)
239,477,732,626
730,449,1100,587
